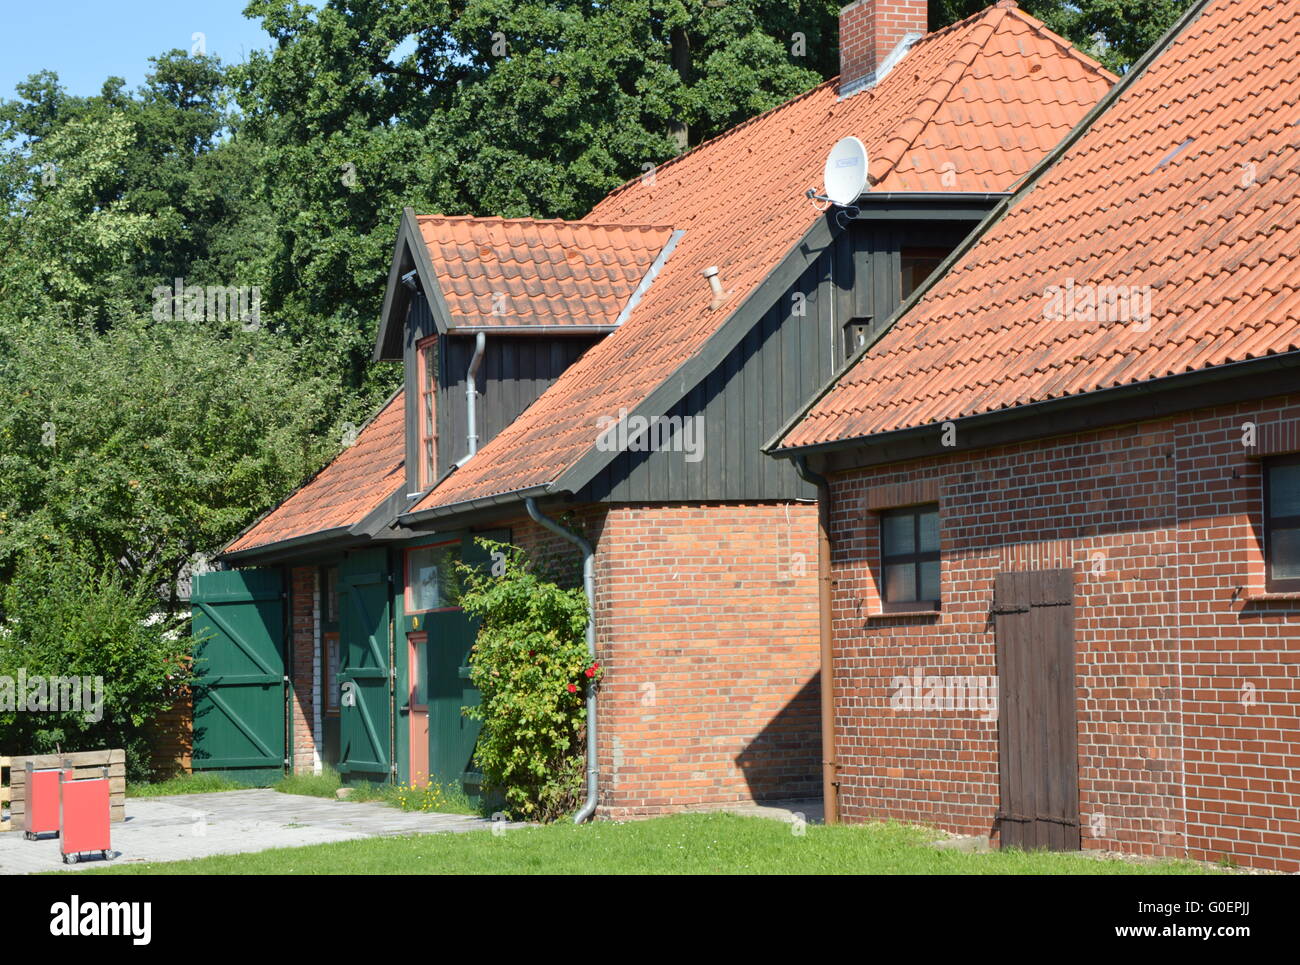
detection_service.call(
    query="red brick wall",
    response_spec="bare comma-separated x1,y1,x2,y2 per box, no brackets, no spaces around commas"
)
289,565,319,774
839,0,927,92
825,394,1300,871
503,501,822,817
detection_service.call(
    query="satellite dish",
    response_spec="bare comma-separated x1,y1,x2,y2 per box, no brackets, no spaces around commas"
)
823,136,869,206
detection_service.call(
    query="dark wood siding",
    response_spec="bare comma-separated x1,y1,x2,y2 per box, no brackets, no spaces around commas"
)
436,332,595,479
581,218,975,503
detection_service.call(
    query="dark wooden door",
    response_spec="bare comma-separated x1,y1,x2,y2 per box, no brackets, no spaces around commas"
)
994,568,1080,851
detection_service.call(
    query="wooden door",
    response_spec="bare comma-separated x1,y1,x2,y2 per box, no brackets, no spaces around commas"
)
993,568,1080,851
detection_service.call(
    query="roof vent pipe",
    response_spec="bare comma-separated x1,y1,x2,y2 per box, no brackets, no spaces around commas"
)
457,332,486,467
702,265,728,310
525,498,599,823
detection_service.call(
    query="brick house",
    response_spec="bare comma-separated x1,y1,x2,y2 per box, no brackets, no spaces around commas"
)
771,0,1300,870
191,1,1112,818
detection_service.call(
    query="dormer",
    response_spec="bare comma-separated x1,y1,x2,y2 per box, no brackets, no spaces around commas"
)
373,209,680,497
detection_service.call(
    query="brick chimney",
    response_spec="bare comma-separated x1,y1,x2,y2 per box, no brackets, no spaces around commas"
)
839,0,929,96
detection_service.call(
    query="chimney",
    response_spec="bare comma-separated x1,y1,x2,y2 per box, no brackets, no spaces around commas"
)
838,0,929,97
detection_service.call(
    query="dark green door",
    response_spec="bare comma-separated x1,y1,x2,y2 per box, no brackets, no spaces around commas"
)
425,608,480,787
191,569,286,784
338,548,392,781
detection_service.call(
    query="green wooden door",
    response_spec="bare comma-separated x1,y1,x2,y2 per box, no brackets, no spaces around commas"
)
416,532,506,792
425,608,480,787
338,548,393,781
191,569,286,784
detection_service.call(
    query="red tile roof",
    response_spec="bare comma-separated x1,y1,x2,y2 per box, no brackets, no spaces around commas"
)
780,0,1300,451
411,2,1112,514
224,392,406,554
415,216,677,331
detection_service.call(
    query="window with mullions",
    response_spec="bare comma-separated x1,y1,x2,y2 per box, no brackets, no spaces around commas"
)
1264,454,1300,592
879,504,940,610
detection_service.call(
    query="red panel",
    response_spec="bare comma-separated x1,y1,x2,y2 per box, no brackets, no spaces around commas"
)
24,768,67,835
59,775,111,856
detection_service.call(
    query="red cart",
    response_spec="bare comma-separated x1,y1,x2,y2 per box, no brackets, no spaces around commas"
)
59,767,113,864
23,762,69,840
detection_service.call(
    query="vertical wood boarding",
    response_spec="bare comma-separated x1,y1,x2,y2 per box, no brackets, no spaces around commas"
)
994,569,1080,851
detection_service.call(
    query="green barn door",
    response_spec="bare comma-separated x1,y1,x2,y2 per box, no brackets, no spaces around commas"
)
338,548,393,782
191,569,286,784
422,532,506,792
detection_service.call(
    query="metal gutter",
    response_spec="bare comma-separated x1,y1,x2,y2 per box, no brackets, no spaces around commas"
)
524,497,599,823
793,455,839,825
459,331,486,463
399,484,555,527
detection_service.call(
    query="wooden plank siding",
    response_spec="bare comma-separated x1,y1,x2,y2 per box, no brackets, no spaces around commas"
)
581,218,974,503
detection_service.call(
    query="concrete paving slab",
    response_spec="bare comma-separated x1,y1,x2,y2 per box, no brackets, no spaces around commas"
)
0,789,498,874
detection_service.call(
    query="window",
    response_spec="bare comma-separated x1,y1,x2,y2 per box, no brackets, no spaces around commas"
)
321,565,341,715
324,566,339,623
843,318,873,359
1264,455,1300,591
879,503,940,609
417,336,438,488
900,247,952,300
405,541,461,612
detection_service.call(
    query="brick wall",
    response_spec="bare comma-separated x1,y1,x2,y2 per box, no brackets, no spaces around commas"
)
503,501,822,817
289,565,320,774
825,394,1300,871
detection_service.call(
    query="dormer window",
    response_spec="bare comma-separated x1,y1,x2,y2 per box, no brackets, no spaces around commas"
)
418,335,438,488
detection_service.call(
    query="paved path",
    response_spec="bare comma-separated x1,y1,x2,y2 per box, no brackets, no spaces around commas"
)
0,790,497,874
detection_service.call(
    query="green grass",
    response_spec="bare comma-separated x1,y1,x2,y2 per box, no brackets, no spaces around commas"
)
126,773,250,796
73,812,1220,875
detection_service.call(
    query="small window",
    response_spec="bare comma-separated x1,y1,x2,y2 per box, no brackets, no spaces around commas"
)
880,503,940,610
1264,455,1300,591
324,633,340,715
417,336,438,488
405,541,461,613
900,247,952,300
843,318,873,359
324,566,339,624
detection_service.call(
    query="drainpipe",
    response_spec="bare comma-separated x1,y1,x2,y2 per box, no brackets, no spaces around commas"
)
459,332,486,465
794,455,839,825
525,497,598,823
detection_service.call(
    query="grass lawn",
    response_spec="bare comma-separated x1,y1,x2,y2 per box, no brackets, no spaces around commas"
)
127,769,480,815
74,812,1220,875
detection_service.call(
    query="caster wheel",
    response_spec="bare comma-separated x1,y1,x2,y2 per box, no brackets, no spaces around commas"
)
102,850,111,860
24,831,34,841
64,853,78,865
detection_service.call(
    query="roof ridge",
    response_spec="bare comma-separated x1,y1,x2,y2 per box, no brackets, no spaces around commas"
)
416,213,675,231
871,10,1006,185
1001,4,1118,85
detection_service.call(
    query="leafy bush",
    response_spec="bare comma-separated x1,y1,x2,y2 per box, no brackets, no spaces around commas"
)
457,540,598,822
0,545,192,782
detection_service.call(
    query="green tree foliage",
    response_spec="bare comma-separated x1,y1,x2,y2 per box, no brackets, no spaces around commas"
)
0,545,191,781
0,317,339,613
457,541,599,820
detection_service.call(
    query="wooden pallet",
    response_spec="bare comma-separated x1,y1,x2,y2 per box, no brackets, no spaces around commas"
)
7,750,127,828
0,756,10,831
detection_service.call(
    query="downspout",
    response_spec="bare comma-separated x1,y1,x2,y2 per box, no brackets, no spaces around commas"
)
458,332,486,465
794,455,839,824
525,497,598,823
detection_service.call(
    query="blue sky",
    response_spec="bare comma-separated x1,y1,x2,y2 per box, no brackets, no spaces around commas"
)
0,0,276,99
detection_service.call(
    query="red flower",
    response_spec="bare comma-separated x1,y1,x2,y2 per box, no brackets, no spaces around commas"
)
567,683,578,694
585,667,595,678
